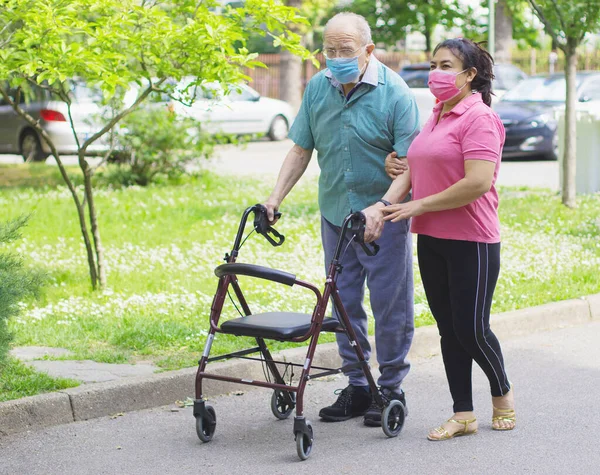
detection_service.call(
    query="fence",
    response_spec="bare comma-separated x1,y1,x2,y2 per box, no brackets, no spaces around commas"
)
245,50,600,99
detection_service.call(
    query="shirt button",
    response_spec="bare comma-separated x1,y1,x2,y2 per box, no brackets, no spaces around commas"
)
344,147,348,151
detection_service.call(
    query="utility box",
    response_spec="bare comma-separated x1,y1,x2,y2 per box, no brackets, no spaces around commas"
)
557,103,600,194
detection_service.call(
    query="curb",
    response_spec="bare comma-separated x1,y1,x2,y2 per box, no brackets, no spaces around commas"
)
1,293,598,437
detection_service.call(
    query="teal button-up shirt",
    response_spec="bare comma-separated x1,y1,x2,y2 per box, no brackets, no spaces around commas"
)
288,56,420,226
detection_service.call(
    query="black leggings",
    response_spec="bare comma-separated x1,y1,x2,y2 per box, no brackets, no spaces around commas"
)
417,234,511,413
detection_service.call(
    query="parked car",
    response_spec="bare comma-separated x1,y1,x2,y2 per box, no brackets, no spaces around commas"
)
495,72,600,160
0,81,109,162
399,62,528,126
155,81,295,142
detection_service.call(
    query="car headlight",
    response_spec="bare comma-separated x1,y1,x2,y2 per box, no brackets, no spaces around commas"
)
528,114,550,128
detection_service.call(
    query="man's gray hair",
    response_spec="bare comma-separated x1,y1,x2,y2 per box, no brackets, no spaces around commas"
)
324,12,373,46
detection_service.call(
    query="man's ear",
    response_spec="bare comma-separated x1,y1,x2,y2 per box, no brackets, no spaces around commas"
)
366,43,376,57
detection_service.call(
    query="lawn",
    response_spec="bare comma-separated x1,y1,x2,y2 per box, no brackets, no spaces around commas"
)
1,164,599,395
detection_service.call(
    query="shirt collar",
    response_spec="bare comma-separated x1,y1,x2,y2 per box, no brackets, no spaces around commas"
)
433,92,483,116
325,55,380,88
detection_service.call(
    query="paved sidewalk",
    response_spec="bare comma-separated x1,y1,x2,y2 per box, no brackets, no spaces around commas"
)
1,321,598,475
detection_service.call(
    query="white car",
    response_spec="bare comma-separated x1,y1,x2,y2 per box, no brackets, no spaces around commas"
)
399,63,528,126
0,81,109,161
162,82,295,141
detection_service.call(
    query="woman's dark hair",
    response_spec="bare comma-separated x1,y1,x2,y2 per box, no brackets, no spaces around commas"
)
432,38,495,107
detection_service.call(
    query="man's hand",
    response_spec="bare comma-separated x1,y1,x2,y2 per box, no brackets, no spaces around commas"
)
263,198,281,224
362,204,386,243
385,152,408,179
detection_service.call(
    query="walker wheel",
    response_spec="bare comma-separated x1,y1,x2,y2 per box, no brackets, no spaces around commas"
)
195,405,216,442
271,390,296,420
382,400,405,438
295,420,313,460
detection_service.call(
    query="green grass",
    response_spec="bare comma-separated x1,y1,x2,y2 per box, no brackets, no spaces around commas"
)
0,358,79,402
1,167,599,402
0,163,83,189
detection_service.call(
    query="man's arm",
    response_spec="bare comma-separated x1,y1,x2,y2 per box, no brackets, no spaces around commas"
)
264,144,313,222
362,87,420,241
362,159,411,242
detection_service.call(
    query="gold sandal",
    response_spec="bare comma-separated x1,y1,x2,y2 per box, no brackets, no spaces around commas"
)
427,418,478,441
492,406,516,431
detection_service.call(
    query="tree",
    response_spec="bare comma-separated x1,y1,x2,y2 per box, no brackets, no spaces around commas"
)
280,0,304,111
345,0,466,52
0,218,43,370
524,0,600,207
278,0,336,111
496,0,514,62
0,0,312,289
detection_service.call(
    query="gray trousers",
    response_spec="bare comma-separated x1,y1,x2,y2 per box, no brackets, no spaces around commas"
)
321,216,414,391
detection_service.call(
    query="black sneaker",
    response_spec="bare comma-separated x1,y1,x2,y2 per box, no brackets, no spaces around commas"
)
363,388,407,427
318,385,372,422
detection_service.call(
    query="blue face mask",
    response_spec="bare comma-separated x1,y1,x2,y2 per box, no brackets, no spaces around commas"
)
326,52,366,85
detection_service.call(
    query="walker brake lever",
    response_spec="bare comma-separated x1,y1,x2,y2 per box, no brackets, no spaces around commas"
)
253,204,285,247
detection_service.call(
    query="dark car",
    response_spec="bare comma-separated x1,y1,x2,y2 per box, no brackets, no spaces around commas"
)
495,72,600,160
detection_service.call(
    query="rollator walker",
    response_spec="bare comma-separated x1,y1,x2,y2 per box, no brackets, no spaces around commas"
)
193,204,406,460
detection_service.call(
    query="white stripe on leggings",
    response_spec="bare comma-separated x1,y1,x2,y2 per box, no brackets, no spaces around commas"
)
481,243,510,393
474,243,503,393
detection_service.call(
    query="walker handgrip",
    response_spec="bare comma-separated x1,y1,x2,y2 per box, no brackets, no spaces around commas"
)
253,204,285,247
348,212,379,256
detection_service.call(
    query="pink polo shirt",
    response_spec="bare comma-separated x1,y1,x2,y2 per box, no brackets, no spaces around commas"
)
407,93,505,243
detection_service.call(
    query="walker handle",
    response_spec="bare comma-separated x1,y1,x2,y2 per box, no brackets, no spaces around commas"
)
253,204,285,247
348,212,380,256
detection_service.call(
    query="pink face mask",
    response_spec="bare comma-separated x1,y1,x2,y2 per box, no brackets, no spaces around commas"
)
428,69,468,102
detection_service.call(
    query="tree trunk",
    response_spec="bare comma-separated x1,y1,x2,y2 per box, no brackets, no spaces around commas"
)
562,43,578,208
280,0,303,112
80,152,106,288
0,89,100,288
494,0,513,63
423,12,433,54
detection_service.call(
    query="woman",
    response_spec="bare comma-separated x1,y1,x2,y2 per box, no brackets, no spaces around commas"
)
381,38,516,440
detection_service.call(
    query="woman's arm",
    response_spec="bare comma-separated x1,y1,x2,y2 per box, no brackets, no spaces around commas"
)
382,159,495,222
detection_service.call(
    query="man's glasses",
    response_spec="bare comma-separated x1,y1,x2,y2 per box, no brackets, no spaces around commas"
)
322,46,364,59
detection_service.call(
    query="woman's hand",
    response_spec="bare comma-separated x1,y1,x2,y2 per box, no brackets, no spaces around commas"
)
385,152,408,179
382,200,426,222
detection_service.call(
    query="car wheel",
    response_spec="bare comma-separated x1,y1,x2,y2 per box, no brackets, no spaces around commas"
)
20,130,49,162
268,115,289,141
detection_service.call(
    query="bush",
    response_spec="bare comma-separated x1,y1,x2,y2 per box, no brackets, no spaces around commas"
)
0,218,44,369
99,108,214,187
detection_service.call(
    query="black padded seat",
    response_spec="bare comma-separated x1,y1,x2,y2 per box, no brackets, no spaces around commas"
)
220,312,339,340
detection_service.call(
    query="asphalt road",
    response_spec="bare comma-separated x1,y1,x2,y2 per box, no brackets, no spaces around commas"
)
0,140,559,190
210,140,560,191
1,321,598,475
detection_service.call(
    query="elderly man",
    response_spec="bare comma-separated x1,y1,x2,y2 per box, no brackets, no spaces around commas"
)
264,12,419,426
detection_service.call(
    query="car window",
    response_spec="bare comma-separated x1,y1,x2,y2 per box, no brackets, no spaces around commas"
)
494,64,526,91
501,76,582,102
580,78,600,101
399,70,429,88
228,87,258,101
